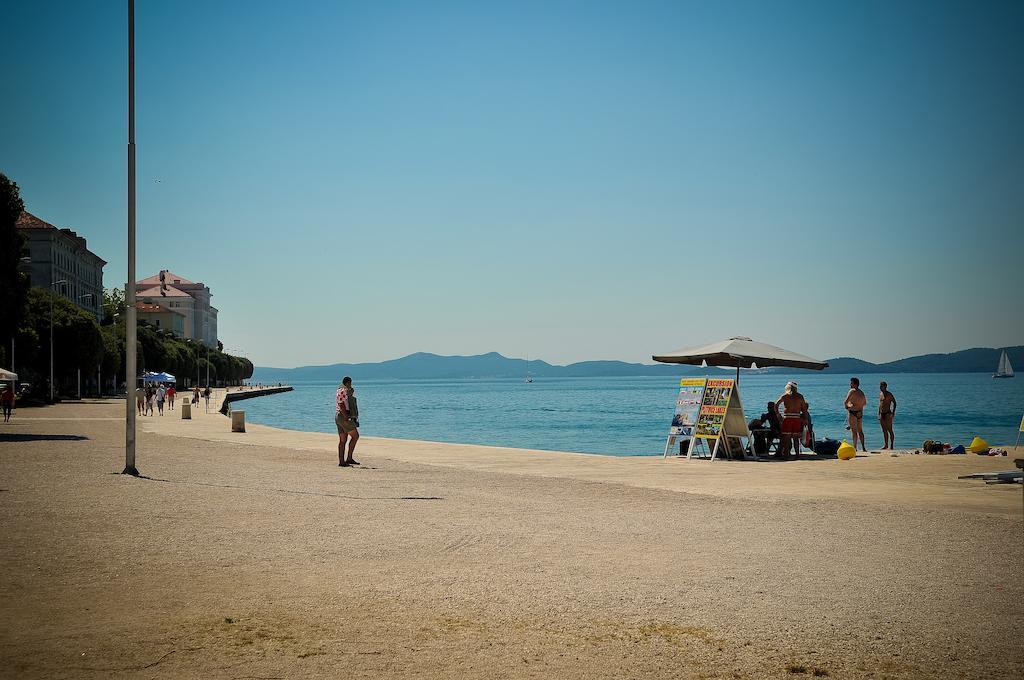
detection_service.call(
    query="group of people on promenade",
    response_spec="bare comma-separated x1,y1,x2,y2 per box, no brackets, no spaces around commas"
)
135,383,174,416
751,378,898,457
135,383,212,416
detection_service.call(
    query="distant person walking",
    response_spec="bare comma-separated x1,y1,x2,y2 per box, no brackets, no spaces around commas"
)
136,385,146,415
156,384,166,415
844,377,868,452
167,385,175,410
1,384,15,422
335,376,360,467
203,386,211,412
878,381,897,449
193,386,200,405
146,387,155,416
775,381,809,460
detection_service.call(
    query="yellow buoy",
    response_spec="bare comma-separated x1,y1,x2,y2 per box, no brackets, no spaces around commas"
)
837,440,856,460
967,436,990,454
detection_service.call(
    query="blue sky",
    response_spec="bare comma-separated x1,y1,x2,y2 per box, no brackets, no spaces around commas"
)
4,1,1022,367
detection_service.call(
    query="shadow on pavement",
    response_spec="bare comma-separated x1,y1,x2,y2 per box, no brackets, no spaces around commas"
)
0,433,90,443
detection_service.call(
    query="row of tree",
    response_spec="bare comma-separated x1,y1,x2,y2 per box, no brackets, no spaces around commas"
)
1,171,253,400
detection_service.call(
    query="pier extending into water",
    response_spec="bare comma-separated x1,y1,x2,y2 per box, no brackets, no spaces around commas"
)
219,385,292,414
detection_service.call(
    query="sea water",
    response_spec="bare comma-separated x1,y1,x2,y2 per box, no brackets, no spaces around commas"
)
240,373,1024,456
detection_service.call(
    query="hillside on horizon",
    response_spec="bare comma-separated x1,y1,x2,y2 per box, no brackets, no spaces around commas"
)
252,346,1023,382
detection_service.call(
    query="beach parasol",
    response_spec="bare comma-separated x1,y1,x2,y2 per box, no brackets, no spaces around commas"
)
652,336,828,382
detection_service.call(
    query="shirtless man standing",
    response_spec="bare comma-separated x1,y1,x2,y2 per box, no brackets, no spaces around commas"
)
878,381,897,449
844,377,868,452
775,381,809,460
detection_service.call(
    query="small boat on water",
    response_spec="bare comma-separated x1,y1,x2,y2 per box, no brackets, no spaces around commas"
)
993,350,1014,378
525,356,533,383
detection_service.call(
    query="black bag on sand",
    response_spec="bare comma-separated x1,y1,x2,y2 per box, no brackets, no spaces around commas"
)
813,439,841,456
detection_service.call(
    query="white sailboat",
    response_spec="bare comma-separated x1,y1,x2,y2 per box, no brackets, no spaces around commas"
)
993,350,1014,378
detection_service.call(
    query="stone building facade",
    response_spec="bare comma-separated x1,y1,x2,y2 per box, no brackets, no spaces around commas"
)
136,271,218,347
16,212,105,320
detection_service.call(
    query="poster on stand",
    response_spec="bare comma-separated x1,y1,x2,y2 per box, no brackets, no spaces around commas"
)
695,378,734,439
668,378,707,439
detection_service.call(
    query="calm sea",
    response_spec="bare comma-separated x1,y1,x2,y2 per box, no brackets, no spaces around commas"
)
240,373,1024,456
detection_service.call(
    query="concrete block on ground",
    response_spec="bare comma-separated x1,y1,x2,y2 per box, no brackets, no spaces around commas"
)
231,410,246,432
181,402,191,419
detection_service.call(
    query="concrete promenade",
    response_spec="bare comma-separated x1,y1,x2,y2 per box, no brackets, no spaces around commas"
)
0,399,1020,679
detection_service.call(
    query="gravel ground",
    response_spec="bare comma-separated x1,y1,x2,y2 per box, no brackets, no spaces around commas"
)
0,400,1020,679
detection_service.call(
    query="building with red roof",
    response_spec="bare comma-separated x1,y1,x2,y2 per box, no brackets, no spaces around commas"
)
135,270,218,347
134,301,185,336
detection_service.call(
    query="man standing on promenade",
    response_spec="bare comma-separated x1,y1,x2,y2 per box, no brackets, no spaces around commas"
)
167,384,175,410
879,381,897,449
335,376,360,467
775,381,809,459
845,377,868,452
136,385,145,415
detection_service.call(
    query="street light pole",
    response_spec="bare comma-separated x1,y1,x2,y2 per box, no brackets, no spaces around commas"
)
49,280,68,402
123,0,139,476
78,293,95,400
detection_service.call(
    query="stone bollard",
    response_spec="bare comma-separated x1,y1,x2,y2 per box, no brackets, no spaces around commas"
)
231,410,246,433
181,402,191,419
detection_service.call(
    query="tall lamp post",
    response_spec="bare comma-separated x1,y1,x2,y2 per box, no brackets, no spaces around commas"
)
124,0,139,476
78,293,96,399
49,280,68,402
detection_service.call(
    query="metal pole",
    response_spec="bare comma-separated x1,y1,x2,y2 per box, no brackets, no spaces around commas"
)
77,368,81,400
49,292,53,402
123,0,139,476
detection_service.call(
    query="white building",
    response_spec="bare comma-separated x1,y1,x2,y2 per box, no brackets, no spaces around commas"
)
136,271,218,347
16,211,105,319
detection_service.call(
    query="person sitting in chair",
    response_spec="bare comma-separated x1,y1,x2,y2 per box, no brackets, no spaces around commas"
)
749,401,783,455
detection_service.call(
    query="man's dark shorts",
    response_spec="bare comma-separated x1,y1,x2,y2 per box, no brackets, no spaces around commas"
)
336,413,357,434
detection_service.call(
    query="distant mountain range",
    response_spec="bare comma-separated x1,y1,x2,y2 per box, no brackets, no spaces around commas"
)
814,346,1022,375
253,346,1021,382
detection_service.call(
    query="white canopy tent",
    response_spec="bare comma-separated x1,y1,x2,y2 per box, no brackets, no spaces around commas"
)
0,368,17,382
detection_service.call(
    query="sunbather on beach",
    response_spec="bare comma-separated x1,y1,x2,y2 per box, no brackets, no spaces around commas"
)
775,382,808,460
878,381,897,449
845,377,867,452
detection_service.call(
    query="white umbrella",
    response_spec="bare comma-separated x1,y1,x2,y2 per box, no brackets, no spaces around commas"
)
652,336,828,382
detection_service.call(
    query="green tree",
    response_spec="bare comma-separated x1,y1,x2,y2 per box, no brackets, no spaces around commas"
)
100,323,124,392
0,172,28,368
101,288,125,326
21,288,103,399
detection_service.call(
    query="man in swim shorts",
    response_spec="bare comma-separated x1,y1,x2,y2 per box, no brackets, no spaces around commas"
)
878,381,897,450
335,376,360,467
775,381,809,460
844,377,868,452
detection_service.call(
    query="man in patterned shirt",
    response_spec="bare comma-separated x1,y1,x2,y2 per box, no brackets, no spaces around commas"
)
335,376,360,466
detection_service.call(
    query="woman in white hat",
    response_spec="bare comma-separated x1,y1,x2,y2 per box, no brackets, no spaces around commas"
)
775,381,809,459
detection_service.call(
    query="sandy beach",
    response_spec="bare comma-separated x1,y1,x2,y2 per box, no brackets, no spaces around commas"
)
1,395,1021,679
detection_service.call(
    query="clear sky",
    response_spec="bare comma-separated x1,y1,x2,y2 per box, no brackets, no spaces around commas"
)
4,0,1023,367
